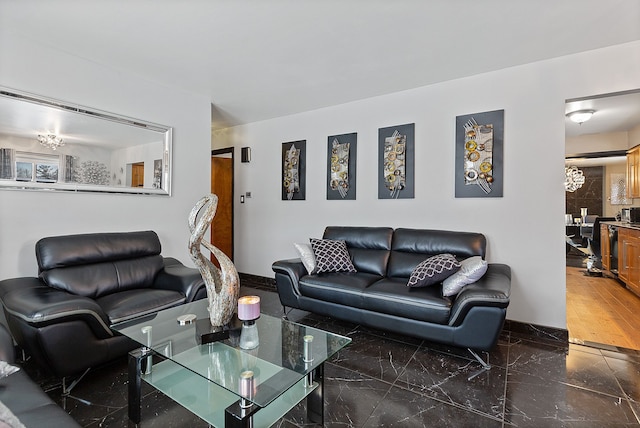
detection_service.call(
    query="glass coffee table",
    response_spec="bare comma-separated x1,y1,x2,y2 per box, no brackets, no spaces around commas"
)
112,299,350,427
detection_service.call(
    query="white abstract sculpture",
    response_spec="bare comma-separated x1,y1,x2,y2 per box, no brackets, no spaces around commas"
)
188,194,239,326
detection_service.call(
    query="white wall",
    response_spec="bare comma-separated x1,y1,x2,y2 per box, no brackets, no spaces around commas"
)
214,41,640,330
0,33,211,278
565,131,630,155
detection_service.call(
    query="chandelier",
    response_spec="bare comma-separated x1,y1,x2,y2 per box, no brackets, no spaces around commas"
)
565,165,585,192
37,134,65,150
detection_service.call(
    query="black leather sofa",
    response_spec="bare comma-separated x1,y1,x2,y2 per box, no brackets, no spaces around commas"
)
272,227,511,366
0,231,205,386
0,323,81,427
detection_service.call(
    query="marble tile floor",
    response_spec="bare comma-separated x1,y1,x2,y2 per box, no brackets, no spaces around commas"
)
17,283,640,427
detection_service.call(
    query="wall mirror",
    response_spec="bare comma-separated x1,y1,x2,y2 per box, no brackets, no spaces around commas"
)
0,87,172,195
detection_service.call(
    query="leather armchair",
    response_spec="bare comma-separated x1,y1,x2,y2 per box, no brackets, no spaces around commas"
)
0,231,205,382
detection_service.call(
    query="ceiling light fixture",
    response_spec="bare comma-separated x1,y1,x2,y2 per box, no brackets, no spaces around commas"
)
566,109,595,124
37,134,65,150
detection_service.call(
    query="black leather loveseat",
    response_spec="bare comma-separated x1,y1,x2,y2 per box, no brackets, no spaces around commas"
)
272,227,511,367
0,231,205,387
0,323,81,427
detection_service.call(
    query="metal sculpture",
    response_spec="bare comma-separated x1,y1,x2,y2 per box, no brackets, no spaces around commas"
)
188,194,239,326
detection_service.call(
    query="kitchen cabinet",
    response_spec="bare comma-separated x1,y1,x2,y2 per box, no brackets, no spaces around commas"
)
627,145,640,198
618,226,640,296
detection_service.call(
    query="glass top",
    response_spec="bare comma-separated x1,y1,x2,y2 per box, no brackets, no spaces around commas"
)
112,299,351,408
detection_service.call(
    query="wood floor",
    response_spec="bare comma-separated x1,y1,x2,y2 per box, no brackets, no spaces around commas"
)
567,265,640,350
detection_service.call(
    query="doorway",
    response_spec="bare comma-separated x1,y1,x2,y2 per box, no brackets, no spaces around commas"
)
131,162,144,187
565,89,640,350
211,148,234,263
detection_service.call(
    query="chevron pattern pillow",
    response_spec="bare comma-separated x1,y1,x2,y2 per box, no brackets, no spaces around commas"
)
310,238,356,274
407,253,461,288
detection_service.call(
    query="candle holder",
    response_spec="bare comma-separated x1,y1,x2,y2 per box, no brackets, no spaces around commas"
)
238,296,260,350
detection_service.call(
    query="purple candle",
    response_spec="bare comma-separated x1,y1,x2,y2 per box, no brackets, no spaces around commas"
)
238,296,260,320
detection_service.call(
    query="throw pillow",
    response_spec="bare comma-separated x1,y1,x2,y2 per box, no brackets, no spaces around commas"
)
309,238,356,274
0,360,19,379
0,399,26,428
407,253,461,288
442,256,489,297
294,242,316,275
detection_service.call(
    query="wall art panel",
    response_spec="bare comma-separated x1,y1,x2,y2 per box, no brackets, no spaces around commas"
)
455,109,504,198
282,140,306,200
378,123,414,199
327,132,357,200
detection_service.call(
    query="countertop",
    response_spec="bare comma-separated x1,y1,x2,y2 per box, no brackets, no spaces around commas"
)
601,221,640,230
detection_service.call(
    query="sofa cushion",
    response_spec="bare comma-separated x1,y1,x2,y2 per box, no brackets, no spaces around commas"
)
41,255,164,298
407,254,460,288
97,288,186,324
299,272,381,307
363,278,451,324
388,228,486,278
442,256,488,297
36,230,162,271
310,239,356,274
323,226,393,276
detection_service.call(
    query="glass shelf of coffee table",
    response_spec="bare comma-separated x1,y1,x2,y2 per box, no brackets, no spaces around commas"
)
112,299,351,427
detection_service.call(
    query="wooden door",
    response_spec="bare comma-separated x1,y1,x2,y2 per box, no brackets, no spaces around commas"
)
210,155,233,262
131,162,144,187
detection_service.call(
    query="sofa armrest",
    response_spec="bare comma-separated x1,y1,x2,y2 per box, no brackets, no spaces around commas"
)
448,263,511,327
153,257,205,302
272,259,307,295
1,280,114,340
0,324,15,363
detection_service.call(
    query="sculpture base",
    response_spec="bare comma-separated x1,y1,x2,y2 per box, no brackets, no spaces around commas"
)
196,315,242,345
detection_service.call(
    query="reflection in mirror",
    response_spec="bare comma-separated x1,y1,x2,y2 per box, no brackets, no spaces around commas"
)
0,87,172,195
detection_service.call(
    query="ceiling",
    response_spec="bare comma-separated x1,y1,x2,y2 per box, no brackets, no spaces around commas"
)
565,90,640,138
1,0,639,132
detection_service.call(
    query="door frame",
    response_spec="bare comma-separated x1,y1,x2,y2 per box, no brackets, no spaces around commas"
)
211,147,234,260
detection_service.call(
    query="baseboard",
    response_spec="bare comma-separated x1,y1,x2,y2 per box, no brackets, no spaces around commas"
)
239,272,276,288
503,319,569,346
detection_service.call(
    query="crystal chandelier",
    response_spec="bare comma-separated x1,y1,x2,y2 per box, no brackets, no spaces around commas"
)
37,134,65,150
565,165,585,192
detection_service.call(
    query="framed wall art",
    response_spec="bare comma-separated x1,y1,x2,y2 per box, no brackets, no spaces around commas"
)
282,140,306,200
455,109,504,198
378,123,415,199
327,132,357,200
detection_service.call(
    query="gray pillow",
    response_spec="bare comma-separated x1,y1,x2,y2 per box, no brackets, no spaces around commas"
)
407,253,461,288
310,238,356,274
442,256,488,296
0,399,26,428
0,360,19,379
294,242,316,275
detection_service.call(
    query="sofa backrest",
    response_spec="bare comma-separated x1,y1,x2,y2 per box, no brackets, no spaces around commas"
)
323,226,393,276
387,228,487,278
36,230,163,298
